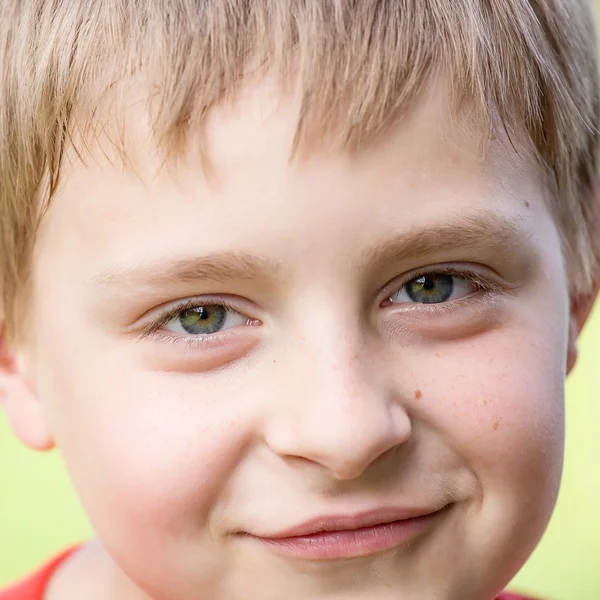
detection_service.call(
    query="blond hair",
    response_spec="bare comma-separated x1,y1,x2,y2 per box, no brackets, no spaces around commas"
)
0,0,598,341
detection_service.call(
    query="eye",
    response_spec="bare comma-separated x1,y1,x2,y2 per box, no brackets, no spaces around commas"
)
163,304,250,335
388,273,477,305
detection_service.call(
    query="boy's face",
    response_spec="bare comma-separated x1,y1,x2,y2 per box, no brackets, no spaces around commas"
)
13,80,577,599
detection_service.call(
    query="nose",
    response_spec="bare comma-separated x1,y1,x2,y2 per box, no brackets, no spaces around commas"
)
264,331,412,481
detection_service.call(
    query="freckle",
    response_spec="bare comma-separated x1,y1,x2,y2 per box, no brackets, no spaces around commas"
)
273,360,276,363
482,399,488,406
492,420,500,430
415,389,422,399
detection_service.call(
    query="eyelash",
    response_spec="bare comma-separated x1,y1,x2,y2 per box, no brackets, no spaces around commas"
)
137,265,502,345
138,299,251,346
381,265,503,309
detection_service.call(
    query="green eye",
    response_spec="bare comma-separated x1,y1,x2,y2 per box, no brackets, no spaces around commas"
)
163,304,249,336
406,274,454,304
389,273,476,305
179,306,227,334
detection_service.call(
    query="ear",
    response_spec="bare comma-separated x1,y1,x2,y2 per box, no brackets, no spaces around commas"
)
0,323,54,451
566,180,600,375
566,289,598,374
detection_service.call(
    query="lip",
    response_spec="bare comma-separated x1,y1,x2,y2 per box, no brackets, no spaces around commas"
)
245,505,451,560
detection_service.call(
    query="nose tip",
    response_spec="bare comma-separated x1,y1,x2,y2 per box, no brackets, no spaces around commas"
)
319,405,412,480
266,400,412,481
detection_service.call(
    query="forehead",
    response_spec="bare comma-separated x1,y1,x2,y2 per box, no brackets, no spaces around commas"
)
39,76,548,285
57,74,537,199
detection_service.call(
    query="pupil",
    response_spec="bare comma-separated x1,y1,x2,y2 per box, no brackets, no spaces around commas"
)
406,274,454,304
179,306,226,334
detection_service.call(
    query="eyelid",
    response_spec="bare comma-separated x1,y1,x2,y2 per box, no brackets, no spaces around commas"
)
379,264,504,306
136,297,258,339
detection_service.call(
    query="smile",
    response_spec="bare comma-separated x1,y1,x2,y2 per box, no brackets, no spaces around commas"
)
243,504,453,560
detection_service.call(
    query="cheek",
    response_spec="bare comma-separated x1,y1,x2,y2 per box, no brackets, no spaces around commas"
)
34,334,252,551
432,335,564,464
408,312,566,503
400,300,567,584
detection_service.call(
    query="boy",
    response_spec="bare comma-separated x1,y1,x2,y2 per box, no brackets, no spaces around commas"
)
0,0,598,599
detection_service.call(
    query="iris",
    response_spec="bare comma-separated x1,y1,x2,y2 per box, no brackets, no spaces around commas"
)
405,274,454,304
179,306,227,334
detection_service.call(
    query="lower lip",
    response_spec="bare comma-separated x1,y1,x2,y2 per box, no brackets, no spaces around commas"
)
252,511,444,560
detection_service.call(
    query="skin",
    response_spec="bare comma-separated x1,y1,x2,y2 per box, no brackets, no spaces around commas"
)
1,78,598,600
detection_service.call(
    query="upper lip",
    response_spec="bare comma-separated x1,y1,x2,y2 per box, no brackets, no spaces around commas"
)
256,505,448,539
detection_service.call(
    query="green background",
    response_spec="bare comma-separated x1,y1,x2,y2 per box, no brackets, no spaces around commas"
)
1,305,600,598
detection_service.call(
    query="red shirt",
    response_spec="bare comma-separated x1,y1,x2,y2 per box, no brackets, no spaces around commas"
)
0,549,75,600
0,550,540,600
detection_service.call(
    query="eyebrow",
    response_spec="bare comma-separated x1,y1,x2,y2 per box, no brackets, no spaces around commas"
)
92,211,533,292
92,252,281,290
360,211,533,274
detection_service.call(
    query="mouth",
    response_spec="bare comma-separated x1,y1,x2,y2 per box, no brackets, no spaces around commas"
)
243,504,453,561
